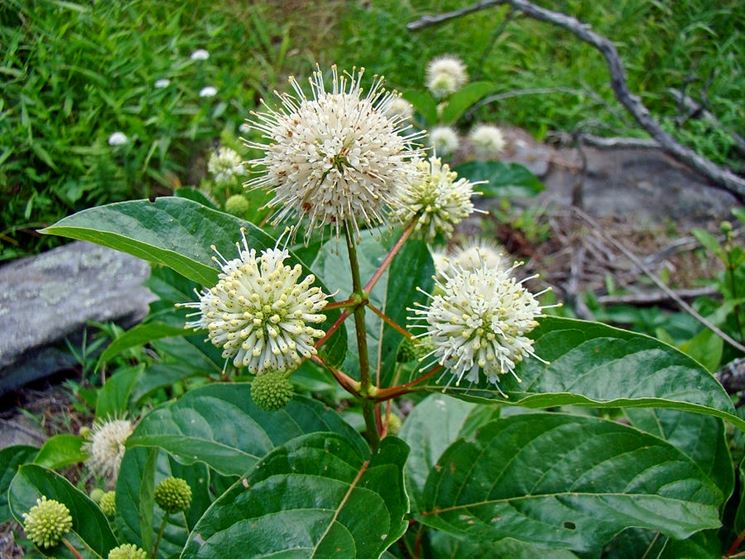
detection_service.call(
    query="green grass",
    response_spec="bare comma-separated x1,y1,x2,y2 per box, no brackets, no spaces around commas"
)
2,0,742,258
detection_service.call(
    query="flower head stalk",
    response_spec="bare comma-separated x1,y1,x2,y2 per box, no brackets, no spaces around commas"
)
182,229,329,374
245,65,422,239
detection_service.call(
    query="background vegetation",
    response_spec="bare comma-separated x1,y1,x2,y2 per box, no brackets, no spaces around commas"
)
2,0,743,259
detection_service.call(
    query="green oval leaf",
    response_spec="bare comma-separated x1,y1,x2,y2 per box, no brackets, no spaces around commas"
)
126,382,367,476
41,197,347,366
182,434,409,559
9,464,117,558
33,434,86,470
422,317,744,430
0,446,38,523
440,81,496,124
402,90,437,124
453,161,544,197
418,413,723,552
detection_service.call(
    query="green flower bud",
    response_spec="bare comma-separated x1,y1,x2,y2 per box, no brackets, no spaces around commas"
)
251,371,293,411
396,338,417,362
386,413,402,435
721,220,733,234
225,194,250,217
79,426,91,439
99,491,116,516
89,488,105,504
109,543,147,559
154,477,192,514
22,496,73,549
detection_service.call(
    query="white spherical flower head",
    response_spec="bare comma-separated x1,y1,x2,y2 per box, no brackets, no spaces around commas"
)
426,55,468,98
154,78,171,89
386,96,415,121
208,147,246,184
83,418,134,481
246,66,423,238
108,132,128,146
450,239,507,273
199,86,218,98
469,124,506,160
183,230,329,374
395,156,482,240
429,126,459,156
190,49,209,61
410,263,547,392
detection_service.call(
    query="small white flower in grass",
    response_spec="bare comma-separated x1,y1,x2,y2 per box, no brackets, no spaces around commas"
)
395,156,483,240
429,126,459,156
238,122,251,134
83,418,134,481
199,86,217,98
190,49,209,61
181,229,329,374
108,132,128,146
410,262,549,392
208,147,246,184
469,124,506,159
426,55,468,98
154,78,171,89
245,65,423,239
386,96,414,120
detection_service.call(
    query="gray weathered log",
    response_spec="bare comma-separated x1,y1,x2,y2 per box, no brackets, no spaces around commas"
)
408,0,745,197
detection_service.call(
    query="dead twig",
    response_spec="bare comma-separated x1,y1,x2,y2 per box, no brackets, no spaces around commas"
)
408,0,745,197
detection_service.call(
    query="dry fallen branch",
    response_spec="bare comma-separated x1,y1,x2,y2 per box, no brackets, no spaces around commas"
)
408,0,745,198
596,286,718,306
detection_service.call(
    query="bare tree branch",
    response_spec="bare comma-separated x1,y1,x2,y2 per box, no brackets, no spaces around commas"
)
596,286,718,306
408,0,745,198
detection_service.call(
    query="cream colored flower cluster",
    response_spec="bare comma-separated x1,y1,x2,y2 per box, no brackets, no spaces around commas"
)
183,230,328,374
208,147,246,184
245,66,422,238
410,260,546,391
426,55,468,98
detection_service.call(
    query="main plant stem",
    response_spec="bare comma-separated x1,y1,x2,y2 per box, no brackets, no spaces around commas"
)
151,515,168,559
344,223,380,451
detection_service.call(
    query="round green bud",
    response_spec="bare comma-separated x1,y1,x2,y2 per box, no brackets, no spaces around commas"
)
109,543,147,559
396,338,417,362
386,413,402,435
251,371,293,411
225,194,250,217
99,491,116,516
154,477,192,514
89,488,105,504
721,220,733,234
22,496,73,549
79,426,91,439
413,337,435,360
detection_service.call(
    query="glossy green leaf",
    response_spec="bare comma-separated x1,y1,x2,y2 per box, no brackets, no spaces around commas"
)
41,197,346,366
0,446,37,523
453,161,544,197
96,322,191,369
418,413,723,551
605,528,721,559
440,81,496,124
678,328,723,372
116,448,211,558
130,362,206,405
9,464,117,558
421,317,744,430
175,187,218,209
95,366,141,418
403,90,437,124
429,531,579,559
399,394,498,512
625,408,733,496
33,434,86,470
127,383,367,476
182,434,409,559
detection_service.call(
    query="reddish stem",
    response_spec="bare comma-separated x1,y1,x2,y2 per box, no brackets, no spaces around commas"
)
367,303,413,339
310,354,361,397
325,298,358,310
363,221,416,293
62,539,84,559
374,364,444,401
728,529,745,556
315,309,352,349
